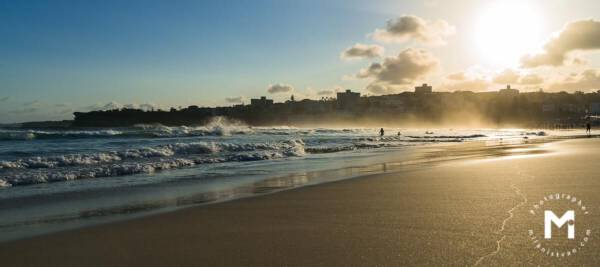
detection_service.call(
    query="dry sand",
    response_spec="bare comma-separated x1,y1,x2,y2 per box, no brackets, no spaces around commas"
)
1,138,600,266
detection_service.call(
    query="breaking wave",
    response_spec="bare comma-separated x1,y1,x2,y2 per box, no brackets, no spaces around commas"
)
0,139,307,187
0,139,306,170
0,129,124,141
0,117,255,141
0,133,455,187
0,125,545,189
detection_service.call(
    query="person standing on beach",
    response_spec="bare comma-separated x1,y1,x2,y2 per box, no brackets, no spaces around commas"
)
380,128,384,137
586,122,592,135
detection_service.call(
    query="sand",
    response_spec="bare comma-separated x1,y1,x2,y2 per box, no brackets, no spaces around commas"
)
1,138,600,266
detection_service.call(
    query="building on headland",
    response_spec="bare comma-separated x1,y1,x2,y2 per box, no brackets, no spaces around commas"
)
250,96,274,107
336,89,360,109
72,84,600,127
365,94,405,112
542,103,556,112
499,85,519,95
414,83,432,94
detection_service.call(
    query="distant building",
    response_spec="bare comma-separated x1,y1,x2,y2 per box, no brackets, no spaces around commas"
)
366,95,405,112
415,83,432,94
250,96,274,107
499,85,519,95
557,103,584,113
542,103,555,112
294,99,332,113
336,89,360,109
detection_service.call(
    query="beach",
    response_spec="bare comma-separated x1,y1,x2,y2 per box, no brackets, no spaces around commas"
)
4,0,600,265
0,127,551,242
1,137,598,266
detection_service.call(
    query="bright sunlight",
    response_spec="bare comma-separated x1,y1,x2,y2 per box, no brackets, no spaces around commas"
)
473,1,544,68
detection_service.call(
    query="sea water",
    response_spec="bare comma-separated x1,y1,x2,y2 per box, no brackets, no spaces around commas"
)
0,120,564,241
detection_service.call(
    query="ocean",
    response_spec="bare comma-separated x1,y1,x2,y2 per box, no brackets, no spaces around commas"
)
0,118,568,241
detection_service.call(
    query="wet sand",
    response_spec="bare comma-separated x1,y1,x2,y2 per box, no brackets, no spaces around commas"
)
1,138,600,266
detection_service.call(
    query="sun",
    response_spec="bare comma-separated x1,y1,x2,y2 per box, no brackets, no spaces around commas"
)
473,1,544,68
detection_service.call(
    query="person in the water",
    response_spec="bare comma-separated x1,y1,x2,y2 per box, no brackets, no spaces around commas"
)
379,128,384,137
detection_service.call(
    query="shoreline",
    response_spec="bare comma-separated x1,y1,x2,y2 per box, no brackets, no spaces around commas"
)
0,136,561,243
2,137,600,266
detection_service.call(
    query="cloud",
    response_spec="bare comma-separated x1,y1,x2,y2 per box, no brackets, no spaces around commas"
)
317,90,335,96
4,100,45,114
317,85,344,96
440,69,493,91
548,69,600,91
571,57,588,65
371,15,455,45
139,103,160,111
225,96,244,103
279,86,344,100
267,83,294,94
440,79,492,92
310,86,343,97
365,83,404,95
520,74,544,85
8,107,39,114
356,48,439,86
493,69,521,84
23,100,39,107
58,108,75,114
424,0,438,8
340,43,384,60
521,19,600,68
492,69,544,85
446,72,467,81
0,96,9,102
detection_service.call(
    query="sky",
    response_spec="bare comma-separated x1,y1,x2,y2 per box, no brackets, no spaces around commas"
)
1,0,600,123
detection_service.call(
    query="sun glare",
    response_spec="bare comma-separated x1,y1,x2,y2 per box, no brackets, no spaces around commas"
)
474,1,544,68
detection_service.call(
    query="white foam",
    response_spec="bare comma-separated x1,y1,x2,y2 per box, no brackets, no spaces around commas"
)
134,117,253,137
2,158,198,186
0,138,311,187
0,178,10,188
0,129,124,141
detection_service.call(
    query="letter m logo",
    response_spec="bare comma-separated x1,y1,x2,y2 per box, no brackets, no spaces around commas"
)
545,210,575,239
